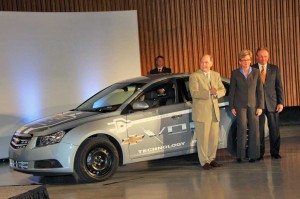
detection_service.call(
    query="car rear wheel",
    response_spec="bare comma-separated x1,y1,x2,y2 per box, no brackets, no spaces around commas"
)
227,120,237,156
227,120,255,158
74,137,119,183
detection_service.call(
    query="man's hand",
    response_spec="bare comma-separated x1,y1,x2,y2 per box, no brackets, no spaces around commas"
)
157,88,165,95
276,104,284,112
256,108,262,116
231,109,236,116
210,87,217,95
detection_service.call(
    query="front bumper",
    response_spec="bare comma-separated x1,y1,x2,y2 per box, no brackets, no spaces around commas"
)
9,140,78,174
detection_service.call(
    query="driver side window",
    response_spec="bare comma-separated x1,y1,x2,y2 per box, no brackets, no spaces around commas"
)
135,80,177,109
92,85,136,108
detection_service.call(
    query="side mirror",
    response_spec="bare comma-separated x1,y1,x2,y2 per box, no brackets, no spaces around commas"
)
132,101,149,110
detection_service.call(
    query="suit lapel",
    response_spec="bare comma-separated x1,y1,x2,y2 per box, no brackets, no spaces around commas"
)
246,70,253,83
158,67,166,73
198,70,210,88
237,68,248,82
266,64,272,79
210,71,216,87
253,63,259,70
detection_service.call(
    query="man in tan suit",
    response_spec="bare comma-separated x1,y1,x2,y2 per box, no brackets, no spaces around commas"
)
189,54,226,170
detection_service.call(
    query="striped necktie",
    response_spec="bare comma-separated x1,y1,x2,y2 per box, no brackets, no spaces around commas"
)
261,65,266,84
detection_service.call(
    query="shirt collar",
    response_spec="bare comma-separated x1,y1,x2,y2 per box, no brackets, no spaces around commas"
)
203,71,211,78
203,71,210,75
239,67,253,78
258,63,267,71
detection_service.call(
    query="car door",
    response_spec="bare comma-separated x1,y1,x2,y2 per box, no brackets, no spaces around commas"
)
182,76,235,150
125,78,191,159
177,77,197,150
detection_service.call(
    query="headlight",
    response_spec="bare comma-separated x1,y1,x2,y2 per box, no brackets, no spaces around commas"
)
36,131,66,147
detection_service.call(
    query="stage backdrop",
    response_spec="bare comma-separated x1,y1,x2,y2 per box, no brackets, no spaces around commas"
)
0,11,141,158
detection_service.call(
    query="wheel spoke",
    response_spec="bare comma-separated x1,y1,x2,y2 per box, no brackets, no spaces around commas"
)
86,147,113,176
75,138,119,182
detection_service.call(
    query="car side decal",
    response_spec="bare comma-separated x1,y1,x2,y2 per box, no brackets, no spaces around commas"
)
107,109,192,133
122,134,145,145
17,111,84,134
218,101,229,108
138,142,186,154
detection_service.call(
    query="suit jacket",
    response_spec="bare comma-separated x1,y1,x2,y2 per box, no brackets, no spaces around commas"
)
150,67,171,74
189,70,226,122
229,67,264,110
252,63,284,112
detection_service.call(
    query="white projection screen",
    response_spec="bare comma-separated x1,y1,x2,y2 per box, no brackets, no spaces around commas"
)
0,11,141,158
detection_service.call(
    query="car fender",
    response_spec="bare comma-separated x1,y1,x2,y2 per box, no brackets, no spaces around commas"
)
61,117,129,166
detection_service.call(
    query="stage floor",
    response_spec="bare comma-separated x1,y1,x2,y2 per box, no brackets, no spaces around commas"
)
1,125,300,199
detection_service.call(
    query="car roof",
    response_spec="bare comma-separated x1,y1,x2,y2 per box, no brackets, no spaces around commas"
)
117,73,190,84
117,73,230,84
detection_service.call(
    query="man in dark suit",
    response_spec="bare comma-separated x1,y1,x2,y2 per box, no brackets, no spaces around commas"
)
229,50,264,163
149,56,172,74
252,47,284,160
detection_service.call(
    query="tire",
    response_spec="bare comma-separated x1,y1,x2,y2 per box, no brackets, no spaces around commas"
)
227,120,237,156
74,137,119,183
227,120,250,158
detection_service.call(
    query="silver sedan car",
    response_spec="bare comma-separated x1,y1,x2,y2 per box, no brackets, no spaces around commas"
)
9,74,235,183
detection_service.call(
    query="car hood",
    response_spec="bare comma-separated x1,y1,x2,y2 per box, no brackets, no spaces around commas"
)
16,111,98,135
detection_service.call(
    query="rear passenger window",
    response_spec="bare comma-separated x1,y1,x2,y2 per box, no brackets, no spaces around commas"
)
223,81,230,96
133,79,177,109
184,79,192,101
180,77,229,103
176,77,192,102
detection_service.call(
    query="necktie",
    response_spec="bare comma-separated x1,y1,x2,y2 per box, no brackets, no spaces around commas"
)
158,68,162,73
261,65,266,84
206,73,210,81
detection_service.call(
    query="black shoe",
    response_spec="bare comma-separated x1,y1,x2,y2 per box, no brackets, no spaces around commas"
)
249,159,256,163
236,158,242,163
271,154,282,159
257,156,264,161
210,160,223,167
202,163,212,170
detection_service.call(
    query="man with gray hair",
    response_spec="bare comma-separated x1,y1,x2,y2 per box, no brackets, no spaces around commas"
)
252,47,284,160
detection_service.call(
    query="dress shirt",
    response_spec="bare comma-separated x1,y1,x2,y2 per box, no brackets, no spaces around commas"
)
258,63,268,72
239,67,253,78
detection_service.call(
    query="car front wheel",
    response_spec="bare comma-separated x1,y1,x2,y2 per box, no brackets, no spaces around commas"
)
74,137,119,183
227,120,237,156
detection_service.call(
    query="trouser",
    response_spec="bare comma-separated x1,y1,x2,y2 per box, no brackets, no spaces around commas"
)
236,107,260,159
258,110,281,156
195,113,219,166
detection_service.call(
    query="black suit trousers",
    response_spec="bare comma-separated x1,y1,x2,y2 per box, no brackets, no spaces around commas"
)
236,107,260,159
258,110,281,156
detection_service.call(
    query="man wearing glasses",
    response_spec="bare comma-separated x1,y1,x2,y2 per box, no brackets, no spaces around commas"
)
229,50,264,163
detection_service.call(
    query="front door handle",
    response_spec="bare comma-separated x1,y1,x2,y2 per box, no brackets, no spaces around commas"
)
171,114,182,119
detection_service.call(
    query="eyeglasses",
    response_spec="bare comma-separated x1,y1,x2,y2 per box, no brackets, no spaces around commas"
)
240,59,251,62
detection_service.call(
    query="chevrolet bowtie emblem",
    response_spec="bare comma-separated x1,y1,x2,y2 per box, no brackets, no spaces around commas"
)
122,135,144,145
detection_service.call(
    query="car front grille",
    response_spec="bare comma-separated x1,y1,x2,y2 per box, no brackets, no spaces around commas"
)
10,133,33,149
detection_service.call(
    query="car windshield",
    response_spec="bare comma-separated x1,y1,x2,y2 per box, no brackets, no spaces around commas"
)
76,83,146,112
